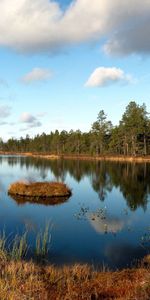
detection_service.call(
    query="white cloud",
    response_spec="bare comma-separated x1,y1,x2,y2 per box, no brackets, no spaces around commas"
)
85,67,131,87
28,121,42,128
104,15,150,56
88,214,124,234
0,121,8,125
22,68,52,83
0,0,149,55
20,112,36,123
0,105,11,118
20,112,42,129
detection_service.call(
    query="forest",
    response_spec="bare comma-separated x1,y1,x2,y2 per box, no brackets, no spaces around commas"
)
1,101,150,156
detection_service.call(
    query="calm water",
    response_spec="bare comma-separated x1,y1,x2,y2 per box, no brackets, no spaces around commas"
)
0,155,150,269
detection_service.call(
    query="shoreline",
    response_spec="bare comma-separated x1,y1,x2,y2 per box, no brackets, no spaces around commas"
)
1,151,150,163
0,256,150,299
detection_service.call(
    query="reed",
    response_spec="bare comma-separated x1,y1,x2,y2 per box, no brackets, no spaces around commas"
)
10,232,28,261
0,222,52,262
35,221,52,260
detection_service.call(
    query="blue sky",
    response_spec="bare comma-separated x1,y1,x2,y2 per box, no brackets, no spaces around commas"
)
0,0,150,140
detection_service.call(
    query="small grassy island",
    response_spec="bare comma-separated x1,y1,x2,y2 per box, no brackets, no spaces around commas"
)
8,181,72,201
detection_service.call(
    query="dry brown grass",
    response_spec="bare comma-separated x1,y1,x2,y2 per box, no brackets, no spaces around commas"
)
2,151,150,164
8,181,72,199
0,257,150,300
60,154,150,163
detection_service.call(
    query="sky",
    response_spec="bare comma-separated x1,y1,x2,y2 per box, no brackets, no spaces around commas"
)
0,0,150,140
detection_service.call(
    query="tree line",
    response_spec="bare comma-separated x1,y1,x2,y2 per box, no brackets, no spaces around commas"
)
1,101,150,156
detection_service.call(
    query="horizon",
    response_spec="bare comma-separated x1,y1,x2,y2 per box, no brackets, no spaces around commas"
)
0,0,150,141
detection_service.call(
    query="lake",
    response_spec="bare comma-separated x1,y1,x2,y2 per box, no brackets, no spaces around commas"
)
0,155,150,269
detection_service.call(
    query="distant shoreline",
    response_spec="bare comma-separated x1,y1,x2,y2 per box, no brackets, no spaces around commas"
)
1,151,150,163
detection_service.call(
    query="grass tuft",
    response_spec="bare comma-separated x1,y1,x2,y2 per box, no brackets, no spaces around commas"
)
35,221,52,260
10,232,28,261
8,181,72,199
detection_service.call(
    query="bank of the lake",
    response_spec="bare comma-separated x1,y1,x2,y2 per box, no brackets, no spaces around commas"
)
0,255,150,300
1,151,150,163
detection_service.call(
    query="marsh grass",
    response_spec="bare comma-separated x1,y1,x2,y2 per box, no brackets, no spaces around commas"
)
0,260,150,299
35,221,52,260
0,226,149,299
0,222,52,262
8,181,72,199
10,232,28,261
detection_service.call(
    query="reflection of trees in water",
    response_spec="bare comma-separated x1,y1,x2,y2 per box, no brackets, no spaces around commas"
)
90,162,113,201
89,161,150,211
109,162,150,211
0,156,21,166
52,160,150,211
50,159,93,183
4,156,150,211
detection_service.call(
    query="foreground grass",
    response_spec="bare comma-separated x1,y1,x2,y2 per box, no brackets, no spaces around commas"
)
0,229,150,299
0,257,150,300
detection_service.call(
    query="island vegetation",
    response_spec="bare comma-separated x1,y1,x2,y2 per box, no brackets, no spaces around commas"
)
1,101,150,159
8,181,71,201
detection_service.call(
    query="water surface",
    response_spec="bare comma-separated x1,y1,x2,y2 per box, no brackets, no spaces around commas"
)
0,155,150,269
